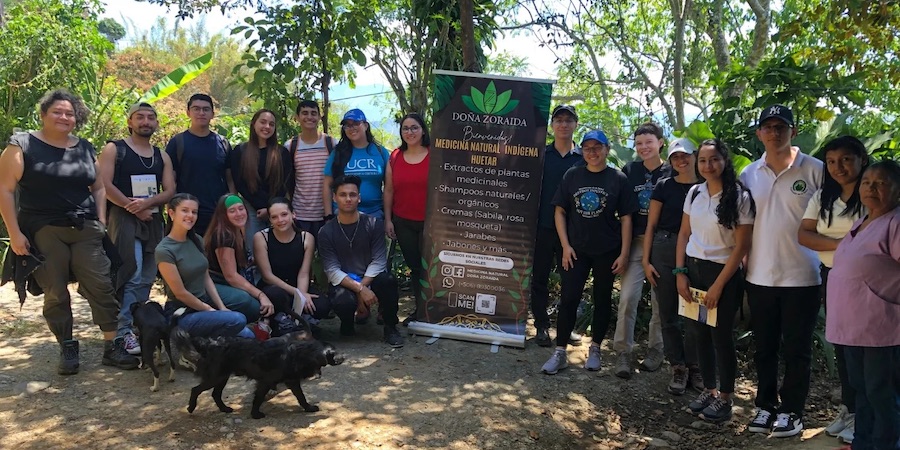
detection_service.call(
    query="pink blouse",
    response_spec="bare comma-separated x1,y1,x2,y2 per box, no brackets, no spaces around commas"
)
826,207,900,347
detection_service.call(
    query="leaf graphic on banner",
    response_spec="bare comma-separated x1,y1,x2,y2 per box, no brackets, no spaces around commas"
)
511,302,518,313
462,95,480,114
420,279,430,288
508,290,522,300
420,257,428,271
512,269,520,282
524,266,533,275
522,278,530,290
435,290,447,298
433,75,456,114
531,82,553,120
429,264,438,279
483,82,498,113
471,86,485,112
494,99,519,116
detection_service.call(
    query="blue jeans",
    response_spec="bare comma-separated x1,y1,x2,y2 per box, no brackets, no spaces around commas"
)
214,283,261,322
118,239,158,336
178,310,255,339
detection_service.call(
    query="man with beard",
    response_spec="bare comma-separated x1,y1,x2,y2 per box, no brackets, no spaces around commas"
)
98,102,175,355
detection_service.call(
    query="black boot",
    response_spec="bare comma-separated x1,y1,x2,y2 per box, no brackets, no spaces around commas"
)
58,339,80,375
102,338,140,370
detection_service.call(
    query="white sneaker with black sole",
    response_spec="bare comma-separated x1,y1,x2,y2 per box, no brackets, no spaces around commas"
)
770,412,803,438
748,409,774,433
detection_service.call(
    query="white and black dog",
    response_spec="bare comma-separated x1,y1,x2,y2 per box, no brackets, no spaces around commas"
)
130,301,175,391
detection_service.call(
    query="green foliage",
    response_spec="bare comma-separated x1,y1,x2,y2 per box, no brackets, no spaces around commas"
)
139,51,214,104
97,17,126,44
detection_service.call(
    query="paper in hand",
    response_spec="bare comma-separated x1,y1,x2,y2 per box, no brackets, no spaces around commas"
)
294,289,308,312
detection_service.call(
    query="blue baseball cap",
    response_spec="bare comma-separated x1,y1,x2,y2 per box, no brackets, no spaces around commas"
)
341,108,367,124
580,130,609,146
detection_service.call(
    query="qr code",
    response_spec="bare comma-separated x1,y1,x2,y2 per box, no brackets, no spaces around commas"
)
475,293,496,315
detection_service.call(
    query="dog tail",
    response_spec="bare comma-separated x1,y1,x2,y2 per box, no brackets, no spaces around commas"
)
171,326,201,362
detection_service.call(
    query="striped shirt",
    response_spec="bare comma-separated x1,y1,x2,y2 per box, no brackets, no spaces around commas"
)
288,134,332,221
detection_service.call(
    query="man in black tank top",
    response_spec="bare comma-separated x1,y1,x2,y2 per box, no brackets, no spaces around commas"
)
99,103,176,356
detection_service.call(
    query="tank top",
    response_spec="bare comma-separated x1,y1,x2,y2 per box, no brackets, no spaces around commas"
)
110,140,164,199
389,148,430,221
264,227,306,285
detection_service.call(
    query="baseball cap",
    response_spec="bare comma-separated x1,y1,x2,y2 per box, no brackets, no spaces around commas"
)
127,102,157,119
758,104,794,128
551,105,578,121
580,130,609,146
341,108,367,124
667,138,697,156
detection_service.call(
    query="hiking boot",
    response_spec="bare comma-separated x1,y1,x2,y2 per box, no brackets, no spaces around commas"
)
614,352,632,379
122,331,141,355
384,326,404,348
668,365,688,395
688,365,704,392
748,409,775,433
770,413,803,438
541,348,568,375
837,422,854,443
640,348,664,372
825,405,854,436
58,339,80,375
700,397,734,422
584,345,602,371
340,320,356,336
689,390,717,414
569,331,583,346
535,328,551,347
102,338,140,370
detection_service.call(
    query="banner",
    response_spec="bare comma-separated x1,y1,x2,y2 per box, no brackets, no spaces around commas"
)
409,70,554,348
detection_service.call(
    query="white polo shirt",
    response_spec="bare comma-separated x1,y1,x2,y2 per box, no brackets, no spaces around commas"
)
801,190,866,268
740,151,823,287
683,183,755,264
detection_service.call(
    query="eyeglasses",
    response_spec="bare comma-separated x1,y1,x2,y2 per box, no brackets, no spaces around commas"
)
342,121,364,130
401,125,421,133
582,145,606,153
760,124,790,134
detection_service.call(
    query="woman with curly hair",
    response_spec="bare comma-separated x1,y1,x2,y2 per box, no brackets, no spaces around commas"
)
675,139,756,423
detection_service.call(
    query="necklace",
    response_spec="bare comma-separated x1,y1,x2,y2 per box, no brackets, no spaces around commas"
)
338,219,360,248
127,139,155,169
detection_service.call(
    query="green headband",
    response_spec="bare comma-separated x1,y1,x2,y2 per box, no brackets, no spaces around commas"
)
224,195,243,208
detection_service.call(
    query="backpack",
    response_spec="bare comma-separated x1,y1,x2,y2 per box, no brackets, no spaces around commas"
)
109,139,161,188
171,131,231,182
288,134,335,158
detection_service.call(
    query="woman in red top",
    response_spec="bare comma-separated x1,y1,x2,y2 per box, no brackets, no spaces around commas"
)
384,113,430,324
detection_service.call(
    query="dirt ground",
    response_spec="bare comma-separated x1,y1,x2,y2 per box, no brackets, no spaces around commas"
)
0,283,849,450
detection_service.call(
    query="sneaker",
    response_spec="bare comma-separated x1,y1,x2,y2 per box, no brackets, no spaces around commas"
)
640,348,664,372
668,365,688,395
748,409,775,433
689,390,717,414
122,331,141,355
58,339,80,375
340,320,356,336
584,345,602,371
541,349,568,375
700,397,734,422
688,365,704,392
825,405,854,436
770,413,803,438
384,326,404,348
535,328,551,347
614,352,632,379
837,422,854,443
102,338,140,370
569,331,583,346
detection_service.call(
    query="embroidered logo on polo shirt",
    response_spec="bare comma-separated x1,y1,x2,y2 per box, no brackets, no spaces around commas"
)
791,179,808,195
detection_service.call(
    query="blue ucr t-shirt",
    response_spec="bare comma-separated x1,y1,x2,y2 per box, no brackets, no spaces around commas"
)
323,143,390,217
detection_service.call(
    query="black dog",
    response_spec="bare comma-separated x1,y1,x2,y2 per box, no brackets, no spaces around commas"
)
130,301,175,391
172,327,344,419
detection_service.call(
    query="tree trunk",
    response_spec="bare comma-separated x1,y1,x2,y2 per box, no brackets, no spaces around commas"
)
670,0,692,129
459,0,479,72
321,66,331,134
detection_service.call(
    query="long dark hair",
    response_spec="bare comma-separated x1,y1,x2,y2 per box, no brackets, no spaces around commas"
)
165,193,204,251
331,116,381,178
240,109,285,196
398,113,431,151
204,195,247,269
818,136,868,226
700,139,756,229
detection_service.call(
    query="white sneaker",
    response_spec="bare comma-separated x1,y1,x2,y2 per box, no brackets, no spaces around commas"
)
541,349,568,375
837,421,854,444
122,332,141,355
770,412,803,438
825,405,853,436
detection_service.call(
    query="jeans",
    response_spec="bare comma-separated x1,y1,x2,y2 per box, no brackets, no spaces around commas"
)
686,257,743,393
245,215,268,255
214,283,261,323
843,345,900,450
614,235,662,354
330,272,400,327
556,248,619,348
530,226,563,330
117,239,159,336
748,283,820,416
177,310,255,339
393,216,424,308
651,231,698,367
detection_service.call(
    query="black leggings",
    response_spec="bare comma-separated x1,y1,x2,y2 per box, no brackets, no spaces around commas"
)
556,248,619,347
686,257,742,393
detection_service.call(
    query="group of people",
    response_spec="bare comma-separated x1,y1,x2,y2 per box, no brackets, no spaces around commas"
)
0,89,896,449
534,104,899,448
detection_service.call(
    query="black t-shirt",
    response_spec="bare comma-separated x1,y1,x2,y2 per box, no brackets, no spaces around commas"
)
206,231,246,283
623,161,671,236
229,142,294,211
552,165,638,255
651,177,697,234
